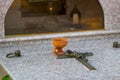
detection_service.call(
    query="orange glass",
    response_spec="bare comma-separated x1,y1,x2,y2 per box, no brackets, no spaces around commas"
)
52,38,68,56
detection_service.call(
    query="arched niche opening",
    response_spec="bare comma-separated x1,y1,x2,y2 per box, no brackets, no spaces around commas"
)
5,0,104,36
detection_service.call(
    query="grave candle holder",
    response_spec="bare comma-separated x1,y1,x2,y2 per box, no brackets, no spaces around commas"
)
52,38,68,56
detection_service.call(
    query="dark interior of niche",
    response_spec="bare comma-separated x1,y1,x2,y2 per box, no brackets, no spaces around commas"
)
21,0,66,17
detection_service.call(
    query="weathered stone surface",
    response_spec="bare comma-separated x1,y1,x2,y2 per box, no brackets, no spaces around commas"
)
0,37,120,80
0,0,14,38
99,0,120,30
0,64,7,79
42,16,59,32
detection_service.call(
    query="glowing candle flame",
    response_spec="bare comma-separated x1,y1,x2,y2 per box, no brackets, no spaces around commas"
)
50,7,53,11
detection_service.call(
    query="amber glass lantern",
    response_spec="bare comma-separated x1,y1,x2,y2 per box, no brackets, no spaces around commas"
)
70,4,81,25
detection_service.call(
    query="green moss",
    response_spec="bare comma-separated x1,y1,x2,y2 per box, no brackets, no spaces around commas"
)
2,75,12,80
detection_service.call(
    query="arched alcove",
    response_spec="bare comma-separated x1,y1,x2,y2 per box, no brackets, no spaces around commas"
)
0,0,120,39
4,0,104,36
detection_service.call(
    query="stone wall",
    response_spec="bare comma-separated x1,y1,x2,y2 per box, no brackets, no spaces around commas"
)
98,0,120,30
0,0,120,39
0,0,14,38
